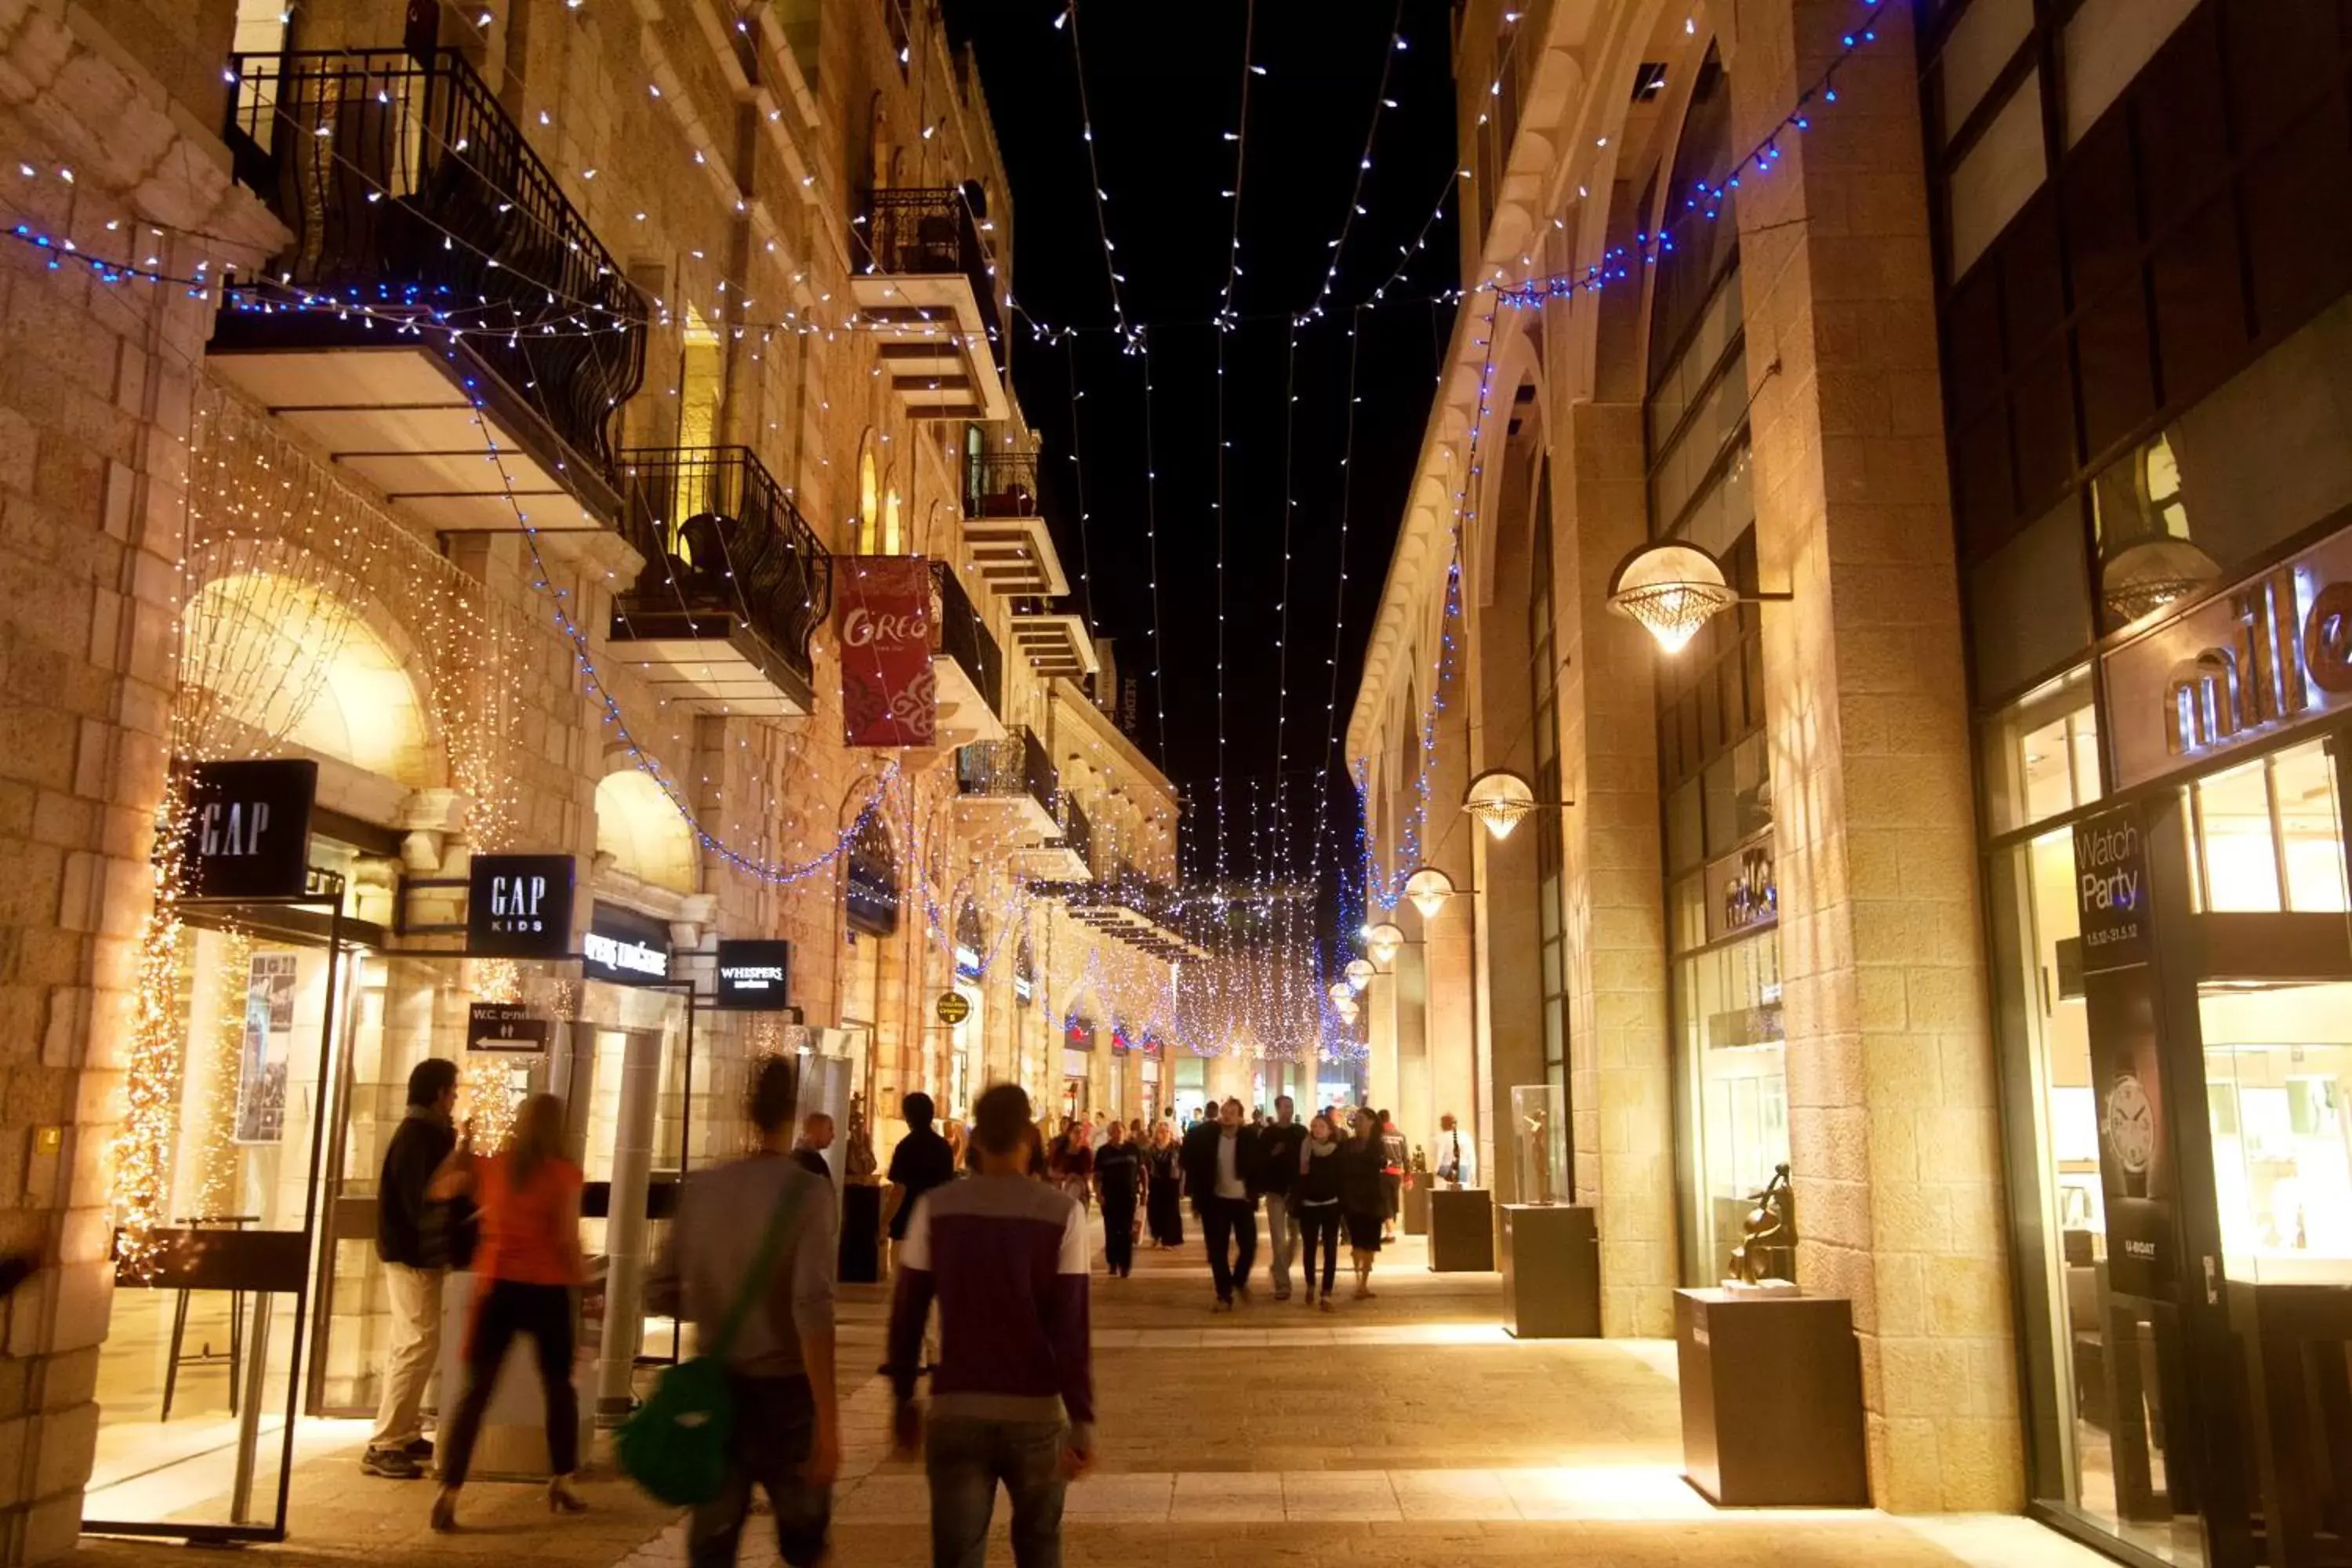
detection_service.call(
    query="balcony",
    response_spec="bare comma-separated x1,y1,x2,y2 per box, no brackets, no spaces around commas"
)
961,452,1069,599
603,448,832,717
853,188,1009,423
211,49,644,534
1015,793,1091,883
929,561,1005,743
954,725,1058,842
1011,611,1100,681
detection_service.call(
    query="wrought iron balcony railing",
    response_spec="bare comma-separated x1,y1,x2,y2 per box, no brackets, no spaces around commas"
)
862,187,1005,369
965,451,1039,517
617,448,832,675
221,48,645,479
1056,793,1094,874
956,725,1058,815
930,560,1004,719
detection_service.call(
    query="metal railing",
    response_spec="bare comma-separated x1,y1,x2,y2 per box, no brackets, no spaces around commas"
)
1055,794,1094,874
616,448,832,673
222,49,645,479
956,725,1057,813
965,450,1039,517
862,187,1005,369
929,561,1004,718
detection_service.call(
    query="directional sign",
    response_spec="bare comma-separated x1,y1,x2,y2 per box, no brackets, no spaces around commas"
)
468,1002,549,1054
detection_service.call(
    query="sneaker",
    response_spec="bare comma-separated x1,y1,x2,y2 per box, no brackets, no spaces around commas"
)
1319,1298,1336,1314
1273,1287,1290,1301
362,1446,422,1480
405,1438,434,1463
1213,1298,1234,1313
1301,1287,1316,1306
1233,1284,1252,1305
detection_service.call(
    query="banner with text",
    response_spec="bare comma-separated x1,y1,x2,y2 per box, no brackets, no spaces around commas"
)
837,556,936,747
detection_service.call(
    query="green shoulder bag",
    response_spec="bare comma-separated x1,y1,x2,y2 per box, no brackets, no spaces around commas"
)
616,1174,807,1506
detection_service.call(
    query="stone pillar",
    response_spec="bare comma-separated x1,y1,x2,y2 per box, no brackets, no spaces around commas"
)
1364,968,1400,1123
1424,652,1480,1173
1729,0,2019,1512
1394,941,1432,1157
1554,399,1677,1337
1469,555,1545,1205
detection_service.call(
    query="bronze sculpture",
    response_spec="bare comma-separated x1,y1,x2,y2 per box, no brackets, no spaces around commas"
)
1727,1162,1795,1284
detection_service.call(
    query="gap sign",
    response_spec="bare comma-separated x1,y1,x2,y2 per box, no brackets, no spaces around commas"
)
467,855,576,960
180,758,317,901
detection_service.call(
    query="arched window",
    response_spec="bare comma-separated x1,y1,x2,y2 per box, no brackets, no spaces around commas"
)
856,438,880,553
846,814,899,935
595,769,699,894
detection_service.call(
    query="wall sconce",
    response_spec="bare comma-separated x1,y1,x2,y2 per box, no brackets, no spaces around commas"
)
1606,539,1791,654
1462,767,1576,842
1343,958,1374,991
1403,866,1456,920
1333,994,1360,1024
1329,981,1356,1006
1363,922,1405,966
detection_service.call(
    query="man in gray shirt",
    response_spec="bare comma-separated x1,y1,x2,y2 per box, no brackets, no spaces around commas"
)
648,1058,840,1568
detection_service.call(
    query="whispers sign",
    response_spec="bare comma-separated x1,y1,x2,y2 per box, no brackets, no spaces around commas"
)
837,556,937,747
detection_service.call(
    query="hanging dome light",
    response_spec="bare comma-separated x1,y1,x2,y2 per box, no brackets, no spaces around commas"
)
2102,536,2223,625
1344,958,1374,991
1328,981,1354,1005
1464,768,1539,840
1403,866,1455,920
1607,539,1739,653
1364,922,1405,966
1334,994,1360,1024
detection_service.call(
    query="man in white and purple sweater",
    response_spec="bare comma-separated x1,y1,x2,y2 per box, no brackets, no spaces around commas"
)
889,1082,1095,1568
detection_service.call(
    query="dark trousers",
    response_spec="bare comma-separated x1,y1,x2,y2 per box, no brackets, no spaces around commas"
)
441,1278,577,1486
689,1374,830,1568
1381,1171,1403,1221
1101,1194,1136,1276
927,1415,1067,1568
1201,1196,1257,1301
1299,1205,1341,1294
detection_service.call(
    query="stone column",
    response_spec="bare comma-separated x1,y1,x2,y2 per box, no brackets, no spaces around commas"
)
1553,399,1677,1337
1729,0,2019,1512
1423,655,1480,1174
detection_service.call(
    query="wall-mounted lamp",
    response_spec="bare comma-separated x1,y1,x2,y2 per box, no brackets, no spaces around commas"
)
1461,767,1577,842
1403,866,1456,920
1334,993,1360,1024
1363,922,1405,966
1328,981,1356,1006
1606,539,1792,654
1343,958,1375,991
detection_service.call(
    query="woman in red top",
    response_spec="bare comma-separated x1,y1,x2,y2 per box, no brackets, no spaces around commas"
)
425,1094,587,1530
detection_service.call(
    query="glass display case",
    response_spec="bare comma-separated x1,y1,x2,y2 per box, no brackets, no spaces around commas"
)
1510,1083,1569,1206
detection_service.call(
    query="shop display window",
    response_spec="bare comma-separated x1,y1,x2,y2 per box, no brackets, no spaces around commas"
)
1673,932,1787,1283
1981,666,2102,837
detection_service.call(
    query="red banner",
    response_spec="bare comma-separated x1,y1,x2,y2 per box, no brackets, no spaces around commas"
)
837,555,937,747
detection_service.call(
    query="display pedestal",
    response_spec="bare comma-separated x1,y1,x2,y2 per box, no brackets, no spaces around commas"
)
1428,1187,1494,1272
1403,1181,1429,1236
1674,1287,1867,1507
839,1182,881,1283
437,1272,596,1482
1501,1204,1599,1338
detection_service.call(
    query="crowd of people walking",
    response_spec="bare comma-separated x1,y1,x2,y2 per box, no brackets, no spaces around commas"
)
366,1058,1413,1566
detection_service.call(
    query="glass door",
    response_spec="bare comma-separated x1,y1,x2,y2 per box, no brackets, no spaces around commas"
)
87,893,351,1541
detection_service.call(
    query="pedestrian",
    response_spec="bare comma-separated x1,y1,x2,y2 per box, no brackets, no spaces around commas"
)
1378,1109,1409,1242
1338,1109,1388,1301
1179,1097,1261,1312
882,1092,955,1273
888,1083,1094,1568
1025,1119,1051,1179
1090,1110,1109,1149
793,1111,836,1181
1050,1116,1094,1208
1144,1121,1184,1247
364,1058,467,1480
1093,1121,1142,1279
1296,1114,1345,1312
1257,1095,1308,1301
647,1057,840,1568
426,1094,587,1530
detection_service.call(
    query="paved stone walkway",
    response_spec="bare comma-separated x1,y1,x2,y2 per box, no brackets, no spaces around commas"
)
82,1219,2117,1568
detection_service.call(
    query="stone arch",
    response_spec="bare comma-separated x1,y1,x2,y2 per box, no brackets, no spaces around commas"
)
180,569,435,788
594,767,699,894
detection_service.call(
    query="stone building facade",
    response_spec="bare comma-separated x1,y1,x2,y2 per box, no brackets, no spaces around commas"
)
1356,0,2352,1559
0,0,1178,1552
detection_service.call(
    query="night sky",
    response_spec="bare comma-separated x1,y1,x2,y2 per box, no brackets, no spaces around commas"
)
943,0,1461,894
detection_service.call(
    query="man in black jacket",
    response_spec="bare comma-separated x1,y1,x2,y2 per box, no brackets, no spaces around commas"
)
365,1058,462,1479
1180,1097,1261,1311
1258,1096,1309,1301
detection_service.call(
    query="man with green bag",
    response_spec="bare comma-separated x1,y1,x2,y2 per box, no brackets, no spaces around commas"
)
644,1057,840,1566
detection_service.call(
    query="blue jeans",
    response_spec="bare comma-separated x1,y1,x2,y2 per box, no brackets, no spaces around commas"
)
688,1374,831,1568
925,1415,1067,1568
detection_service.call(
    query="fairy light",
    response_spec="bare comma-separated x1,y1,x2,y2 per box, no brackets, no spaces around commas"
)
1303,0,1410,322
